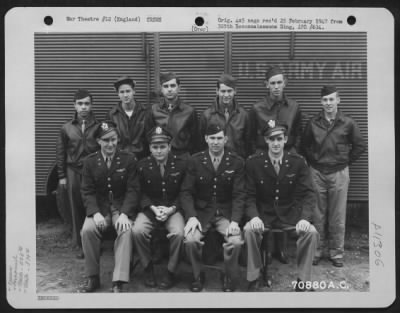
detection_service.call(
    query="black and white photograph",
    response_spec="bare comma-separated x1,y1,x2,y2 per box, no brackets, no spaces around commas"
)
4,7,395,309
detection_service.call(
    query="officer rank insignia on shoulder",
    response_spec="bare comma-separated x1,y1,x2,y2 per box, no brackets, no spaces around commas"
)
192,151,205,158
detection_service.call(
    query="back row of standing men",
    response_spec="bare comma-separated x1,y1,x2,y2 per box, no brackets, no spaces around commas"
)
56,66,365,292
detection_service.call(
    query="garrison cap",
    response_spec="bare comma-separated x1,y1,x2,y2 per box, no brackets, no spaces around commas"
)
218,73,237,89
113,76,136,91
262,120,288,138
160,72,179,85
95,120,119,139
74,89,92,102
147,126,172,144
321,85,338,97
265,65,285,81
205,123,225,136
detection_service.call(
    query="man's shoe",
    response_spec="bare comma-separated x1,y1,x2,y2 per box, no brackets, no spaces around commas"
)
190,272,205,292
80,275,100,293
330,258,344,267
312,257,321,266
111,281,123,293
159,271,175,290
76,251,84,259
275,251,289,264
221,273,235,292
247,278,261,292
144,263,157,288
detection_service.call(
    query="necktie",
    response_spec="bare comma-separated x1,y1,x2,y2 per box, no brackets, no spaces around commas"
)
81,119,86,133
159,163,165,177
273,160,280,175
213,157,220,171
168,103,173,112
106,157,112,169
224,108,229,121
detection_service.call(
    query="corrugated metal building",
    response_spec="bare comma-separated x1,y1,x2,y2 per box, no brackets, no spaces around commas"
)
35,32,368,202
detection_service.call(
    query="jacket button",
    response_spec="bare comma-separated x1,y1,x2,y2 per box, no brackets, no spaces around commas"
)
275,196,279,200
214,178,217,181
162,182,166,185
107,177,111,181
213,185,216,189
276,189,279,193
162,188,166,192
108,184,111,188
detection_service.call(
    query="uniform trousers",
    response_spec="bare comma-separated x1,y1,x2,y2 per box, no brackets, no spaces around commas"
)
184,215,243,280
310,166,349,260
81,210,134,282
243,222,319,282
131,212,185,273
66,166,86,248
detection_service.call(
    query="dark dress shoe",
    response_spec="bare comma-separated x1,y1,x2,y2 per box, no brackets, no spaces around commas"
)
76,251,84,259
330,258,344,267
247,278,261,292
190,272,205,292
81,275,100,293
111,281,124,293
221,273,235,292
275,251,289,264
144,263,157,288
159,271,175,290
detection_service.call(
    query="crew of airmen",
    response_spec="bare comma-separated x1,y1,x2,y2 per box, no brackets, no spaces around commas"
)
59,67,365,292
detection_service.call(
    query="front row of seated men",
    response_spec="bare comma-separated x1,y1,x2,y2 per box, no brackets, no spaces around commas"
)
80,119,318,293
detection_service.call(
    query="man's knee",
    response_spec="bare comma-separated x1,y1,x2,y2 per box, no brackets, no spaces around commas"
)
300,225,319,242
184,231,202,246
81,218,97,237
131,222,151,238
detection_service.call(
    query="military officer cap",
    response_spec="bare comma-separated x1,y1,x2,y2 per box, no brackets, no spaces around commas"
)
160,72,180,85
147,126,172,144
265,65,285,81
218,73,237,89
321,85,338,97
95,120,119,139
263,119,288,138
74,88,92,102
205,123,225,136
113,76,136,91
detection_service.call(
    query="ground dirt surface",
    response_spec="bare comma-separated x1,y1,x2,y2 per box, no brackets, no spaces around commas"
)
37,217,369,294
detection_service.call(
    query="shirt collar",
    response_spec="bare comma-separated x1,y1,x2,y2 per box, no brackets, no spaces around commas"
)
160,97,181,111
209,150,224,162
268,152,283,164
264,93,288,109
101,151,115,162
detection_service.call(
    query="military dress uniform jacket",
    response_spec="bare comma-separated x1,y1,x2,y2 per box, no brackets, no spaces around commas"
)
245,151,315,227
145,98,200,155
81,149,139,219
249,94,302,152
199,98,252,158
301,110,366,174
106,101,149,159
56,112,100,177
137,153,188,221
180,150,246,226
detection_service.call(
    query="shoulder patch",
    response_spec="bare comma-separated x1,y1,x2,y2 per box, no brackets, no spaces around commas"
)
288,152,305,159
192,151,205,158
87,151,99,159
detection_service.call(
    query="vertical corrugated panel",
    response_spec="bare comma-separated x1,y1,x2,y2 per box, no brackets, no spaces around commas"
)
231,32,368,201
35,33,153,195
158,33,226,114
